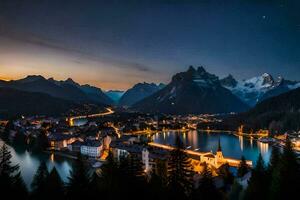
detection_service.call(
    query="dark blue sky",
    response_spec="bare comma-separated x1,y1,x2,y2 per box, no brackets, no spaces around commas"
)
0,0,299,89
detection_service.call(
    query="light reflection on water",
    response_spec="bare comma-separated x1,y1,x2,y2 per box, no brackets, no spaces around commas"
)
0,140,72,190
0,130,272,189
152,131,272,164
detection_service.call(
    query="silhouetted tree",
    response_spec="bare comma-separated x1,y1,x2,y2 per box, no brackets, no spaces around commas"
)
31,161,49,199
88,172,102,198
147,169,168,199
66,154,91,199
228,180,243,200
244,153,267,200
218,163,234,187
33,131,49,152
98,151,123,198
12,172,28,199
45,167,65,199
267,147,281,175
0,144,28,198
167,135,193,199
0,144,26,197
237,156,249,178
269,138,300,200
192,162,221,200
119,153,148,198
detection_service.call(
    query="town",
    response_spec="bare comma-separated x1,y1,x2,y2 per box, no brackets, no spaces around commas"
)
1,107,299,180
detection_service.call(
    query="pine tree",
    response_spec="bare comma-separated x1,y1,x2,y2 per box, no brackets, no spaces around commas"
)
45,167,65,199
237,156,249,178
119,153,148,198
269,138,300,200
244,153,267,200
218,163,234,187
228,180,243,200
192,162,221,200
154,159,168,187
267,147,280,175
148,170,168,199
66,154,91,199
33,130,49,152
167,135,193,199
31,161,49,199
0,144,21,196
89,172,103,198
12,172,28,199
98,151,123,198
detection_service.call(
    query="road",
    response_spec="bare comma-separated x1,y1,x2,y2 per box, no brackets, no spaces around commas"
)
68,107,114,126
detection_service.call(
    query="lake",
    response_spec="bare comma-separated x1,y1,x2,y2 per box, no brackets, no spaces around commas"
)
0,140,72,190
1,131,272,189
152,130,272,164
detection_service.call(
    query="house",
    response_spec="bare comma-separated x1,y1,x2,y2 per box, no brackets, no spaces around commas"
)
80,140,103,158
48,133,77,150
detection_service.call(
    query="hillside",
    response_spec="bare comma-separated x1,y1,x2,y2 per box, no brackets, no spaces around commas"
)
0,87,78,118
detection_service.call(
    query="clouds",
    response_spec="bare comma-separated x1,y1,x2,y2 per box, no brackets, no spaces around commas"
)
0,0,299,89
0,22,155,75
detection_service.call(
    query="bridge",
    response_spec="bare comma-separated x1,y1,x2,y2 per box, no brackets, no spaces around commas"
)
148,142,253,168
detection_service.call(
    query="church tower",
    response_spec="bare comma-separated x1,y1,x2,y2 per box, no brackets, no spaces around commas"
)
216,138,224,166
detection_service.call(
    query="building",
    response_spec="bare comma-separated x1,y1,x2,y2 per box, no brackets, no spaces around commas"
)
48,133,77,150
103,135,112,150
80,140,103,158
68,140,84,152
142,148,151,173
199,139,224,168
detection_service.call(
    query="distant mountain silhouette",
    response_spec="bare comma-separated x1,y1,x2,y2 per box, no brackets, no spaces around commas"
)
105,90,125,103
0,87,78,118
132,66,249,114
119,82,165,106
0,75,112,105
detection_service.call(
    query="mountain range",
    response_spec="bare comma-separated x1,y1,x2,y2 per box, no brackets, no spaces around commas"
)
132,66,249,114
0,75,112,105
220,73,300,107
1,67,299,116
119,82,165,106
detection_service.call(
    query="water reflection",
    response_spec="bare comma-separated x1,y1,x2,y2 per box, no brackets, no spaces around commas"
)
257,141,269,156
250,137,253,148
153,130,272,164
239,136,244,151
0,140,72,189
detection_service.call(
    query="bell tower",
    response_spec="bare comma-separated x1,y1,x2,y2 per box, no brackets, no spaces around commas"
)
216,138,224,165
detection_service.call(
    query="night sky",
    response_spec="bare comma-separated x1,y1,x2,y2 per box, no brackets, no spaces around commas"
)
0,0,299,90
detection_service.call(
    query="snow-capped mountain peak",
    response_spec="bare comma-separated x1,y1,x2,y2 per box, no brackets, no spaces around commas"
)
221,73,300,107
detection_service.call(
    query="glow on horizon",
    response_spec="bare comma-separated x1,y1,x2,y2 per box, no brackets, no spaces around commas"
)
0,38,166,90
